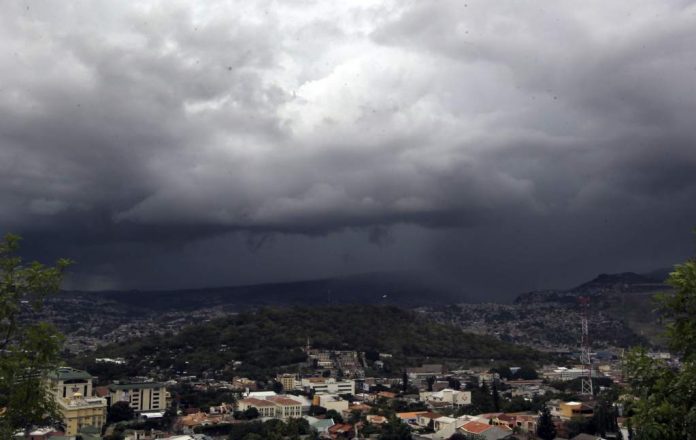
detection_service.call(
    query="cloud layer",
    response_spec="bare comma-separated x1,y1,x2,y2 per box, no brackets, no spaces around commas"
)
2,0,696,295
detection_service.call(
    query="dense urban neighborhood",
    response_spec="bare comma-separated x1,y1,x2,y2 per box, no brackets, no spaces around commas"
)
14,285,677,440
3,243,690,440
32,340,644,440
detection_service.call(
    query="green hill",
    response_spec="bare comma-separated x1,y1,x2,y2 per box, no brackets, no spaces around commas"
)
85,305,543,380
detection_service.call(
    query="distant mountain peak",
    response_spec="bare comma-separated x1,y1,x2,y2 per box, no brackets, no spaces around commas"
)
575,271,654,289
513,268,671,305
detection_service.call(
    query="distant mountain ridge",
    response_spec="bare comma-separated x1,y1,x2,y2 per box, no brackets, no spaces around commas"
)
66,268,674,312
514,268,671,305
66,271,463,313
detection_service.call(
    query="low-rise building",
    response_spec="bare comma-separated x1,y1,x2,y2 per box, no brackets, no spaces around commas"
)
237,398,278,418
48,367,107,436
313,394,349,413
420,389,472,407
459,420,511,440
237,395,302,419
56,393,108,436
266,396,302,419
416,412,443,428
300,377,355,395
560,401,594,419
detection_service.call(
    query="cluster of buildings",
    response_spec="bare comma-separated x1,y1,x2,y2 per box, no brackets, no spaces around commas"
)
17,355,630,440
43,367,169,437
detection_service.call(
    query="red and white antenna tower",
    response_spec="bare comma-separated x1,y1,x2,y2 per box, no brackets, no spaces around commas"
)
579,296,593,396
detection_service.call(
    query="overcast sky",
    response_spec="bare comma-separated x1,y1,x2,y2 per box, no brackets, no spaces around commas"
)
2,0,696,300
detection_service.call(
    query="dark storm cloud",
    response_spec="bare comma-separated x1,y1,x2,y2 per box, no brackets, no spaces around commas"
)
1,0,696,294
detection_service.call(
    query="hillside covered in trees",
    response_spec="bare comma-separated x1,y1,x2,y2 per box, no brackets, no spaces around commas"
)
82,306,544,380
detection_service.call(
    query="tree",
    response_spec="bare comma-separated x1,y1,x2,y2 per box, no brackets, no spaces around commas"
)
448,377,461,390
325,409,343,423
592,392,619,436
625,239,696,439
379,416,412,440
243,407,260,420
0,234,71,437
107,401,135,423
161,405,178,431
308,405,326,416
536,405,557,440
491,381,500,412
426,376,435,392
402,371,408,392
566,416,594,438
512,366,538,380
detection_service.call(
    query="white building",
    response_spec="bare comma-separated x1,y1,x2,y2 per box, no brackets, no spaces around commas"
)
420,389,472,407
300,378,355,395
543,367,598,382
314,394,349,412
237,395,302,419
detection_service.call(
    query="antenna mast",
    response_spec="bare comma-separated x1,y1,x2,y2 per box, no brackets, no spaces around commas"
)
579,296,593,396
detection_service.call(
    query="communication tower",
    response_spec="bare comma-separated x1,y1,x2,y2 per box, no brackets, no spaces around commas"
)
579,296,593,396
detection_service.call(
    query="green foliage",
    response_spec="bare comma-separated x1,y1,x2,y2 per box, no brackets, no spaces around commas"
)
379,416,412,440
536,405,557,440
459,384,495,415
592,391,620,436
92,305,542,379
502,396,534,413
453,433,485,440
308,405,326,416
659,258,696,361
0,234,71,436
492,365,538,380
226,418,313,440
325,409,343,423
243,407,260,420
426,376,435,392
107,401,135,424
625,245,696,439
565,416,598,438
491,381,500,412
170,383,236,410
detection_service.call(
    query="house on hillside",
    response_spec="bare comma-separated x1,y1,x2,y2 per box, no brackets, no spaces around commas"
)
420,388,472,407
459,420,512,440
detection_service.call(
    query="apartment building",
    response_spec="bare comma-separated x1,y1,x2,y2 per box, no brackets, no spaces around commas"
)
109,381,167,412
276,373,297,391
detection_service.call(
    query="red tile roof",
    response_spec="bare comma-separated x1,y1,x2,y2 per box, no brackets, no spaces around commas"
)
266,396,301,406
328,423,353,434
239,398,277,407
462,420,493,434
